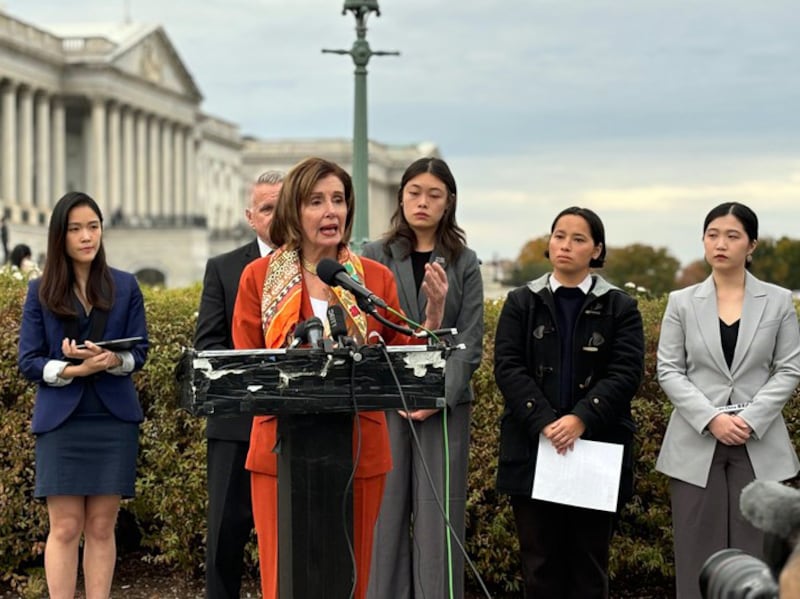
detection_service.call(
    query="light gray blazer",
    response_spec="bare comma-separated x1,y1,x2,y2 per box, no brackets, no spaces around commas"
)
655,272,800,487
361,239,484,408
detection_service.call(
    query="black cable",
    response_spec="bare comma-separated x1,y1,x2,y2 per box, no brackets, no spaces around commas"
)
362,301,415,336
354,296,443,344
342,351,361,599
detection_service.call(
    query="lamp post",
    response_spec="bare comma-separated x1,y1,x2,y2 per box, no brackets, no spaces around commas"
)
323,0,398,248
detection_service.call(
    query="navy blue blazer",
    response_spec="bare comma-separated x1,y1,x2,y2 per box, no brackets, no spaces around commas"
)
18,268,149,434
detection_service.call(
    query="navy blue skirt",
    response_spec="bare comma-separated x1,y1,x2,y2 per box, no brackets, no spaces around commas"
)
35,411,139,499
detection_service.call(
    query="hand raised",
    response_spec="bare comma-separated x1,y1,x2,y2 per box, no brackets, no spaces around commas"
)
421,261,448,329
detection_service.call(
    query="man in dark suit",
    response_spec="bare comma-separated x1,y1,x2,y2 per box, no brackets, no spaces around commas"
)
195,170,283,599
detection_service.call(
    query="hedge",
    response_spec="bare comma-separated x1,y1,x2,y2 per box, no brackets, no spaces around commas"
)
1,271,798,597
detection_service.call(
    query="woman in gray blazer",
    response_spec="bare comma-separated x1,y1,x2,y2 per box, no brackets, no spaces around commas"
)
656,202,800,599
363,157,483,599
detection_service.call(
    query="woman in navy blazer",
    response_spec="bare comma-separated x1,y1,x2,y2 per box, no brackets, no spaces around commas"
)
656,202,800,599
18,192,148,599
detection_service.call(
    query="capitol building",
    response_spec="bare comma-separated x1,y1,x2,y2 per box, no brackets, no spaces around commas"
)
0,9,438,286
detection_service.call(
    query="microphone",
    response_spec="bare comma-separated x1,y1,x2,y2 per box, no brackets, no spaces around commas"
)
288,316,324,349
288,319,310,348
317,258,388,310
305,316,324,348
740,480,800,540
326,304,349,342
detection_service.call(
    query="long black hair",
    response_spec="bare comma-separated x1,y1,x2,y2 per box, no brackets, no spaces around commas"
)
39,192,114,317
381,157,466,263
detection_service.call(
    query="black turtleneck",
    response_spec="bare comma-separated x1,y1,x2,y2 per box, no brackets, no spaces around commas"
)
554,286,585,412
410,250,432,292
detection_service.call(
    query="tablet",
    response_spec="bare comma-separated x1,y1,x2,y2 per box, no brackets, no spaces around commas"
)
76,336,144,351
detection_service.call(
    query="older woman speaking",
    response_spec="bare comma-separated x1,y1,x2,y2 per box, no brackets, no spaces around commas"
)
231,157,447,599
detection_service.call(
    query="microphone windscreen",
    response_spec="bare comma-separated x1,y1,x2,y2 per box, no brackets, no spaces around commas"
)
327,304,348,339
305,316,323,330
740,480,800,539
316,258,345,286
305,316,324,348
293,320,308,338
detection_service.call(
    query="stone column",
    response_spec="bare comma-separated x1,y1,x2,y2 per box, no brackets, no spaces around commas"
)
1,81,17,202
90,96,107,202
135,111,147,218
148,115,161,218
173,126,186,223
52,97,66,204
108,101,121,212
185,128,196,224
34,91,52,210
18,85,34,205
35,91,52,208
161,120,173,221
122,106,135,221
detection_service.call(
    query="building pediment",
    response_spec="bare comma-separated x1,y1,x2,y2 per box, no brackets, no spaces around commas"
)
42,20,202,102
109,27,202,102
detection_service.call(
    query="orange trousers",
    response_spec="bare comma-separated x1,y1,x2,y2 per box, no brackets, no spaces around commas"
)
251,471,386,599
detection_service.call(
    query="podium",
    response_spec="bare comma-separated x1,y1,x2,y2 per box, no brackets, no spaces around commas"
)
177,344,447,598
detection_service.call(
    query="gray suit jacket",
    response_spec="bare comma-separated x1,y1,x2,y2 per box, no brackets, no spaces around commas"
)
361,239,484,407
656,272,800,487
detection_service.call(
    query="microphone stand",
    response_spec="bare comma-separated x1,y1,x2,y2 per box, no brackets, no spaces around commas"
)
355,296,459,350
355,296,415,336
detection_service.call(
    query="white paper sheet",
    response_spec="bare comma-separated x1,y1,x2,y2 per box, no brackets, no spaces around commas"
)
531,434,623,512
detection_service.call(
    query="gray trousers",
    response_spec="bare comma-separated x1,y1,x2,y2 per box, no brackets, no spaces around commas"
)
669,442,763,599
367,403,471,599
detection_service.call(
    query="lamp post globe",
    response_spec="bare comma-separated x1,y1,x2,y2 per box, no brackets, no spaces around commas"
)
343,0,381,16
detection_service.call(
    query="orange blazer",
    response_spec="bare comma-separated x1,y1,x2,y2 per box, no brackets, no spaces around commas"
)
232,254,418,478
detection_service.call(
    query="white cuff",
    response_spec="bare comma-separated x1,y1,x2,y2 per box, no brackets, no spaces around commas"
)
107,351,134,375
43,360,73,386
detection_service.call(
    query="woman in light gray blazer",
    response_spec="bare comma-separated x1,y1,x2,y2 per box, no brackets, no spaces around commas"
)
656,202,800,599
363,157,483,599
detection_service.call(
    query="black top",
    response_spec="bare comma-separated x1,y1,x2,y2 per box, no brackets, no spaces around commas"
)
554,286,586,412
719,318,740,370
410,250,432,292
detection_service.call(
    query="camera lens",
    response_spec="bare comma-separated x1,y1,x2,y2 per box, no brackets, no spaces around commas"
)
699,548,779,598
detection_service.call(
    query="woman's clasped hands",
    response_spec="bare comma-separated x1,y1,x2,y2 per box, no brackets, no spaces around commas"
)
61,338,122,375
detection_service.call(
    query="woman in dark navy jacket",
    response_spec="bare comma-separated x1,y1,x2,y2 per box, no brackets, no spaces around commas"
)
18,191,148,599
494,207,644,598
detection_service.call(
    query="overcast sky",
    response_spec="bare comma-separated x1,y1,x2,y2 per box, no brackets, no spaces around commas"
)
7,0,800,266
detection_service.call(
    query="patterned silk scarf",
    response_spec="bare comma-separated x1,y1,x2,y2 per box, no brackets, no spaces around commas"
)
260,246,369,348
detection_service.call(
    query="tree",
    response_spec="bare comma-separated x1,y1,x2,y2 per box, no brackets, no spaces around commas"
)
517,235,550,266
602,244,680,297
675,259,709,289
504,235,550,286
751,236,800,290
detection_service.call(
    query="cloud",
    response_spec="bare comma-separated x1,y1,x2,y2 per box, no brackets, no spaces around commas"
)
451,144,800,265
582,178,800,212
10,0,800,268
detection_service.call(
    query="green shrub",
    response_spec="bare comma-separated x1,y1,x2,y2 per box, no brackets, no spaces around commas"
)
1,273,798,597
129,284,210,571
0,274,49,583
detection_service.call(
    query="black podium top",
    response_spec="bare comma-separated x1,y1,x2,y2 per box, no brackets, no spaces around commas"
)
177,344,447,416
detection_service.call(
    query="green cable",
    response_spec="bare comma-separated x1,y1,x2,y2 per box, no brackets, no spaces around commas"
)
443,407,454,599
385,305,440,344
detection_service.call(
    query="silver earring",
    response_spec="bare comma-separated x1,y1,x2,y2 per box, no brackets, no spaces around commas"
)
746,254,753,264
